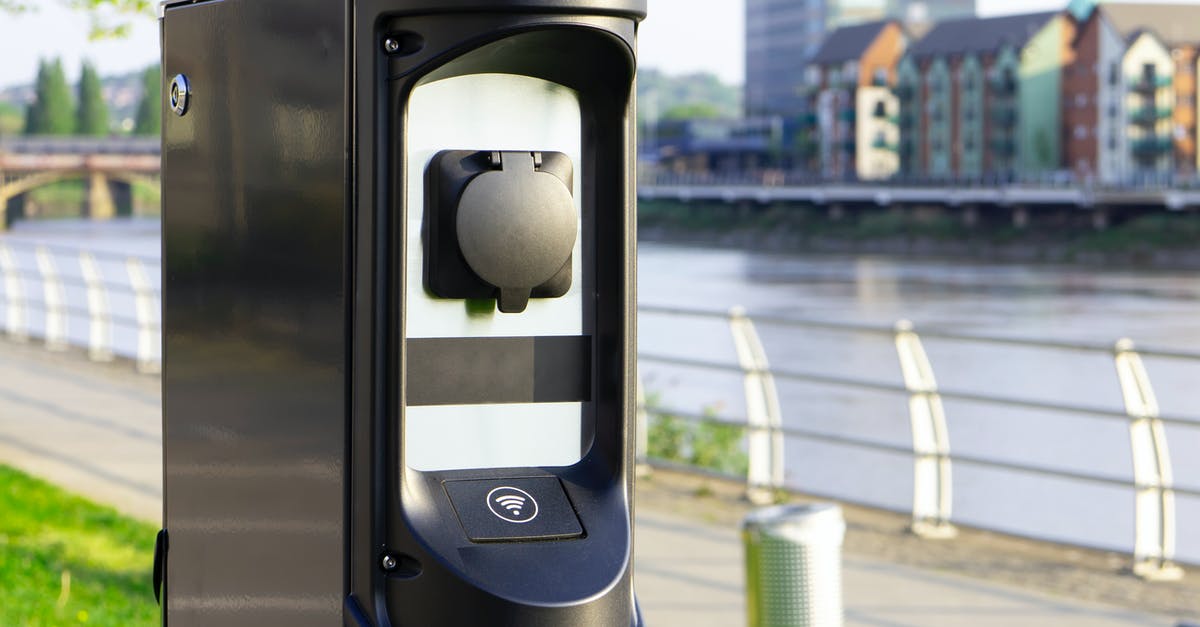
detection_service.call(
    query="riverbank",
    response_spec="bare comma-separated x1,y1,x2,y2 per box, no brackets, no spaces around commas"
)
638,199,1200,269
638,466,1200,622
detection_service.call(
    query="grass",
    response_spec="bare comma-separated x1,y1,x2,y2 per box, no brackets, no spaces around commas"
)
0,464,159,626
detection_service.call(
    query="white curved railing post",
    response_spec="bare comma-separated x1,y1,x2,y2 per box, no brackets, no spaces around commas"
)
79,251,113,362
126,257,160,374
35,246,68,351
0,244,26,341
729,306,784,505
895,320,956,539
1114,339,1182,581
635,374,651,478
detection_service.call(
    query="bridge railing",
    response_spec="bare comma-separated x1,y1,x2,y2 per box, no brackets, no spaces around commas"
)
638,305,1200,582
638,168,1200,192
0,239,160,373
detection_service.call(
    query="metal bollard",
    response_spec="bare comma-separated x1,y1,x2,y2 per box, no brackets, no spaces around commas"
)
743,503,846,627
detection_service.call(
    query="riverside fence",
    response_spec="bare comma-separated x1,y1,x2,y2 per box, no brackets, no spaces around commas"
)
638,304,1200,582
0,238,1194,581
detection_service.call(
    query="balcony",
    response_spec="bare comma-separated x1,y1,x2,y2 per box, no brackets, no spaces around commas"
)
838,109,857,123
1131,136,1173,156
841,139,857,153
1129,75,1172,93
991,108,1017,128
990,138,1016,156
1129,107,1171,127
871,137,898,152
989,75,1017,94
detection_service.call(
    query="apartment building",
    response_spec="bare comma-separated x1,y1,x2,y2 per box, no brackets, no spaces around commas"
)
800,20,906,180
896,12,1074,179
745,0,973,119
1066,8,1178,183
1089,3,1200,174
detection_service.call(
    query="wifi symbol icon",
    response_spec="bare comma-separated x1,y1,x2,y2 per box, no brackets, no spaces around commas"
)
486,486,540,523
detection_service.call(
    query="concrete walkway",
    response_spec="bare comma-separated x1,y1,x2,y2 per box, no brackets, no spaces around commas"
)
635,510,1177,627
0,338,1184,626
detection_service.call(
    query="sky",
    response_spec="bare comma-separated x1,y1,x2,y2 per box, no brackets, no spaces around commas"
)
0,0,1188,90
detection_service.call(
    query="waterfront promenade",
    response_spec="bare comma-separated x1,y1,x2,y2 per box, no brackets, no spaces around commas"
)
0,338,1190,626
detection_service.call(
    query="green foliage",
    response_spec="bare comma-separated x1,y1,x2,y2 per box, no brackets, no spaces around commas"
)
644,394,749,477
25,58,75,136
133,65,161,137
661,102,723,121
2,1,154,39
1075,213,1200,253
76,60,110,136
638,68,739,123
0,464,158,626
0,102,23,136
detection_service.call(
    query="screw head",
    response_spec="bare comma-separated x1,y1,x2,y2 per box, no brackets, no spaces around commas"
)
383,38,401,54
380,554,398,571
168,74,190,117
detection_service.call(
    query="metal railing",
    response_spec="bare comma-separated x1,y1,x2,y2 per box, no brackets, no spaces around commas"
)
638,168,1198,192
0,239,160,373
638,305,1199,581
0,237,1193,580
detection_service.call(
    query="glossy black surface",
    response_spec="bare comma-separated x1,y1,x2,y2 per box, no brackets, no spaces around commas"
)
161,1,347,625
164,1,642,625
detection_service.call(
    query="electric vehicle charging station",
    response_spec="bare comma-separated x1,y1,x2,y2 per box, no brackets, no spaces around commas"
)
158,1,645,625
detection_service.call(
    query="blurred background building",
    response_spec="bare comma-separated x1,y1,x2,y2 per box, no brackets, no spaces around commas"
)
659,0,1200,187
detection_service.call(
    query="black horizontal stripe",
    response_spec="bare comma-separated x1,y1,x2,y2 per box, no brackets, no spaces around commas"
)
406,336,591,406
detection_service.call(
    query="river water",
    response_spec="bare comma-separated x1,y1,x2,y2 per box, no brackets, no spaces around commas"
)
3,218,1198,562
638,242,1200,564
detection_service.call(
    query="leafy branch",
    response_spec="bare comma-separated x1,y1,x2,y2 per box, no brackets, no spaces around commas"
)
1,0,154,39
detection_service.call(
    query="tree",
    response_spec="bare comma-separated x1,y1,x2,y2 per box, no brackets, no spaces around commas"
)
76,60,110,135
661,103,723,121
133,64,161,136
2,1,154,38
24,58,75,136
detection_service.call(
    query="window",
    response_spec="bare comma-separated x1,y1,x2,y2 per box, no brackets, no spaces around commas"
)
1075,93,1088,108
1075,125,1087,139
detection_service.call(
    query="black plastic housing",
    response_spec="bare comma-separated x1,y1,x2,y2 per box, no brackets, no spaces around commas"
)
160,1,642,626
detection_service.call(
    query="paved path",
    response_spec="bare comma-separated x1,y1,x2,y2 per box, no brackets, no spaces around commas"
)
635,510,1177,627
0,339,1184,626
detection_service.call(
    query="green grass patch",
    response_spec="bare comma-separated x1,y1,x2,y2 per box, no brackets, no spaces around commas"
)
0,464,158,626
26,180,87,219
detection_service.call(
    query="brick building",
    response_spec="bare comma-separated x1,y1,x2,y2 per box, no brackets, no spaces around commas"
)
896,12,1074,179
1080,3,1200,175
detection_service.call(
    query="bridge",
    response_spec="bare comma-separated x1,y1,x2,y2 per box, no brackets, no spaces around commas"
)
639,172,1200,229
0,136,161,229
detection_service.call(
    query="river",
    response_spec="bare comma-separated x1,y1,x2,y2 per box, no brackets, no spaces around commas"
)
2,218,1198,563
638,242,1200,564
